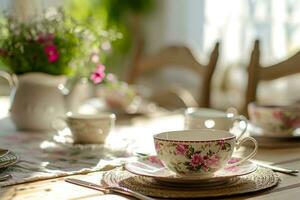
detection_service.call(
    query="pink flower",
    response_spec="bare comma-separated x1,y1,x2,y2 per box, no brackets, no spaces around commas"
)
228,157,241,164
90,64,106,84
44,44,59,63
96,64,105,72
191,153,204,167
176,144,188,155
148,156,163,165
272,111,283,120
217,139,225,147
205,154,220,167
291,118,300,127
106,73,117,82
224,166,239,172
155,142,161,151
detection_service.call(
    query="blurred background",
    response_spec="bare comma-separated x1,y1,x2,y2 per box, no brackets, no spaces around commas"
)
1,0,300,112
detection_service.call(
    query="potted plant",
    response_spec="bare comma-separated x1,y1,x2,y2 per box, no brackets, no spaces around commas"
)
0,8,119,131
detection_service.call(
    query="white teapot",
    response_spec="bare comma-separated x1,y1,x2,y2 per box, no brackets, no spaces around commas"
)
0,71,91,131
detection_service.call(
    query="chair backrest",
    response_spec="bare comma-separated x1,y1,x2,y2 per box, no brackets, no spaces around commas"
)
127,42,220,108
242,39,300,115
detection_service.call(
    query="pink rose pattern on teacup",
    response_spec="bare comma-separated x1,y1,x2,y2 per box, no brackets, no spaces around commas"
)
155,142,163,154
251,108,300,134
147,155,164,165
154,140,232,175
272,110,300,131
176,144,189,155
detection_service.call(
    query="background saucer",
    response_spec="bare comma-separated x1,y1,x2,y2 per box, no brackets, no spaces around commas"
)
45,128,105,151
248,123,300,139
246,123,300,148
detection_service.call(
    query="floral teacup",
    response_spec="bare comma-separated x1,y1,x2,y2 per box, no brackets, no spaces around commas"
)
184,108,248,140
248,103,300,136
153,129,257,177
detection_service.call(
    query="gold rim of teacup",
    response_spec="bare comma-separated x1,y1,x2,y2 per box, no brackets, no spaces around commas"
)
153,129,236,143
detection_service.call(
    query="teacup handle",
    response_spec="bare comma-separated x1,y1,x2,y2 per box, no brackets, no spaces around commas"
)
226,136,258,167
233,115,248,141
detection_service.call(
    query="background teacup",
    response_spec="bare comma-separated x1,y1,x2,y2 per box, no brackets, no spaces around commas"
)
248,102,300,136
153,129,257,177
184,107,248,140
53,112,116,144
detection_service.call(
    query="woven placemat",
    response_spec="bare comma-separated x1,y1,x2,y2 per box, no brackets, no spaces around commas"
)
102,167,279,198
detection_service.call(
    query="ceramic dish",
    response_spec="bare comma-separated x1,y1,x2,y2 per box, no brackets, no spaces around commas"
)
124,155,257,185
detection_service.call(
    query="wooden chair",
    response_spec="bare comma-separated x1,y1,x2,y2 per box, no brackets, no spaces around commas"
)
242,39,300,115
127,42,220,108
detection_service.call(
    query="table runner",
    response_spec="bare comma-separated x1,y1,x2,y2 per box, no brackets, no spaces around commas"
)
0,133,132,187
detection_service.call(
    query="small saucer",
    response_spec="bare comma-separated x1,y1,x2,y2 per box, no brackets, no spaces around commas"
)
41,129,131,159
40,128,105,151
124,156,257,185
248,123,300,140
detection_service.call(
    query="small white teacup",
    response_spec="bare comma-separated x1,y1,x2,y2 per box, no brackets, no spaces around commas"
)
184,108,247,140
154,129,257,177
53,112,116,144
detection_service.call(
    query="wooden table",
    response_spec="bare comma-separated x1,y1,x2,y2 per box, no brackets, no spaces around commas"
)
0,98,300,199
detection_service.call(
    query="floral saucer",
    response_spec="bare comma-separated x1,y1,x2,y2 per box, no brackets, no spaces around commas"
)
248,123,300,139
124,155,257,185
